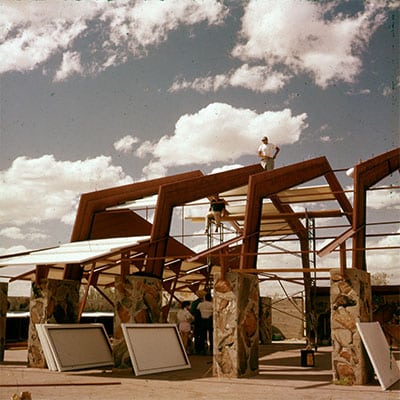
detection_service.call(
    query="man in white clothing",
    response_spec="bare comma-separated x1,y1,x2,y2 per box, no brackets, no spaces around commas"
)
196,293,213,354
258,136,280,170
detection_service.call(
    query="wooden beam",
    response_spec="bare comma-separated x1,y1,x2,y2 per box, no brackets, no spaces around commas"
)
237,268,332,273
240,157,333,270
147,164,263,277
35,265,50,286
71,170,203,242
317,227,355,257
352,148,400,270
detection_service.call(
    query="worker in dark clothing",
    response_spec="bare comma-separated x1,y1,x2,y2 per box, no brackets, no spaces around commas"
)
204,194,227,233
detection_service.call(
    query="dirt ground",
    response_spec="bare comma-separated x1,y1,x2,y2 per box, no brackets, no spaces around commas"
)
1,342,399,400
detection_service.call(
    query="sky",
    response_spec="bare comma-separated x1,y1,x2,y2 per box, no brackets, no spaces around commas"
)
0,0,399,295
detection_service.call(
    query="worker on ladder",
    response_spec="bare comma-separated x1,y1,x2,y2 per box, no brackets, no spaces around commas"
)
204,194,227,234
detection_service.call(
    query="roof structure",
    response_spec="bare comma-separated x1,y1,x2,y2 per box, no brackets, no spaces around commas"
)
0,148,398,316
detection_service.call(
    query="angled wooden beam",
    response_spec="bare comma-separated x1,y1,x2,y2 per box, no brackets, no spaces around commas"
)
147,164,263,277
186,235,244,263
240,157,333,270
71,170,203,242
352,147,400,270
324,170,353,224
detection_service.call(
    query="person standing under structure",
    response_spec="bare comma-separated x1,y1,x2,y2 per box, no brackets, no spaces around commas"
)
196,292,213,355
258,136,280,170
204,194,227,233
177,301,194,353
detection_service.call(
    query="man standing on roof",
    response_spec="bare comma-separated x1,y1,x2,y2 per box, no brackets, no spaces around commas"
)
258,136,280,170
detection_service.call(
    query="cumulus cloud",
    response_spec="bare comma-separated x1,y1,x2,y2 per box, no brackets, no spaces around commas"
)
171,0,388,93
136,102,308,171
54,51,83,82
367,188,400,210
169,64,290,93
0,227,48,241
113,135,140,153
0,155,133,226
0,0,228,79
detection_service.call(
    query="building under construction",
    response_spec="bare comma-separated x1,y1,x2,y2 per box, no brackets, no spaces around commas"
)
0,147,399,385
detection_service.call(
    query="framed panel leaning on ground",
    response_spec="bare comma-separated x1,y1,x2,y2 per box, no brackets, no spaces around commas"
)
36,323,113,372
122,323,191,376
357,321,400,390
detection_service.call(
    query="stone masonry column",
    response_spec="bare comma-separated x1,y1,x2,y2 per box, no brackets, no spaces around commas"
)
259,296,272,344
213,271,259,378
330,269,373,385
27,279,80,368
0,282,8,362
113,275,163,369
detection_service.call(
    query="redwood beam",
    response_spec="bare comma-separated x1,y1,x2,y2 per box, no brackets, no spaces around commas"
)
324,170,353,224
240,157,332,270
147,164,263,277
63,263,83,281
35,265,50,286
352,148,400,270
78,262,96,321
71,171,203,242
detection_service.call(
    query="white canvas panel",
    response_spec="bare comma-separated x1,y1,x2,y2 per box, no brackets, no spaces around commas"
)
122,323,190,376
357,321,400,390
39,323,113,372
36,324,57,371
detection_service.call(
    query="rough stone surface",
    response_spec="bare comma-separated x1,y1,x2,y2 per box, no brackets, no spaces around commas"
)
330,269,373,385
113,275,162,368
27,279,80,368
213,272,259,378
259,297,272,344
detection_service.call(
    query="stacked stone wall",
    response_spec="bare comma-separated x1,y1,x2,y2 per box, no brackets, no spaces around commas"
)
213,272,259,378
330,269,373,385
113,275,162,369
27,279,80,368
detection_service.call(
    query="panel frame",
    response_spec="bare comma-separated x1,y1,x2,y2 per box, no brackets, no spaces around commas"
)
357,321,400,390
36,323,113,372
121,323,191,376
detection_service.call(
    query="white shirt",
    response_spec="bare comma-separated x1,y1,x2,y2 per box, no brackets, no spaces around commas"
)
258,143,277,158
197,300,213,319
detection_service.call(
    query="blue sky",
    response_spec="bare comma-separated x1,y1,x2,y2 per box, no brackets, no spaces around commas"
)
0,0,399,291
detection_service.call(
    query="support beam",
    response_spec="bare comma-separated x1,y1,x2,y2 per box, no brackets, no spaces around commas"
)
352,148,400,270
147,164,263,277
71,171,203,242
240,157,334,270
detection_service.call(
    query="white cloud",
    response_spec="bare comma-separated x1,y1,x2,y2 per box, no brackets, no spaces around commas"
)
169,64,291,93
141,161,168,180
232,0,387,89
0,0,97,74
0,246,29,257
367,188,400,210
0,227,48,241
171,0,389,93
113,135,140,153
365,228,400,282
0,0,228,78
320,136,332,143
54,51,83,82
0,155,133,226
136,102,308,173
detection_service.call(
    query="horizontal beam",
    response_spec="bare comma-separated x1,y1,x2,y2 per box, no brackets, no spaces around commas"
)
236,268,333,273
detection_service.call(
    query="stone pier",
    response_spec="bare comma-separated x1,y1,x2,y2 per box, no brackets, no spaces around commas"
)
259,296,272,344
27,279,80,368
330,268,373,385
213,271,259,378
113,275,163,368
0,282,8,362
